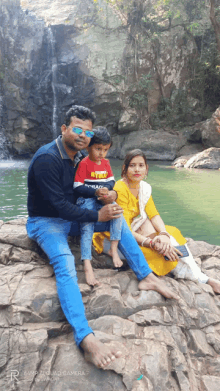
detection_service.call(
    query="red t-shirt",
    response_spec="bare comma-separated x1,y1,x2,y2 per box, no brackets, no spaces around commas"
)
74,156,115,195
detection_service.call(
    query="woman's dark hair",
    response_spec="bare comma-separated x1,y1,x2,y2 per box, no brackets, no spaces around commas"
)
89,126,112,147
121,149,148,177
64,105,96,126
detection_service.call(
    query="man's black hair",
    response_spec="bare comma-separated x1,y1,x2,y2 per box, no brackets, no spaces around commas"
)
88,126,112,147
64,105,96,126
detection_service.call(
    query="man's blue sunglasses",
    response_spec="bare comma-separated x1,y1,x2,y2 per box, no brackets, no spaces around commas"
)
72,127,94,138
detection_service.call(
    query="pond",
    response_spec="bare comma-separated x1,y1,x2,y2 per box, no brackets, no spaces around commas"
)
0,159,219,246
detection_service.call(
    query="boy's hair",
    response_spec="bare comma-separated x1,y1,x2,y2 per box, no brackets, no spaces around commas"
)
88,126,112,147
64,105,96,126
121,149,148,177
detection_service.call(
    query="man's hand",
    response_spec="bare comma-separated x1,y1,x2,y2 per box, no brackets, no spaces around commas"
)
98,203,123,222
95,187,109,197
97,190,117,205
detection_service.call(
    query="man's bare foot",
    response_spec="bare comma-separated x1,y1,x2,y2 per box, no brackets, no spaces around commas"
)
208,278,220,294
81,333,122,368
138,272,178,299
83,260,100,287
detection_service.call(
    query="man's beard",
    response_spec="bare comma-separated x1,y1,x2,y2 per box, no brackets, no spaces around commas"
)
66,140,82,151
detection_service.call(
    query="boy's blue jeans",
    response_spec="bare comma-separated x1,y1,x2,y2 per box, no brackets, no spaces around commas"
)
76,197,122,261
26,216,152,347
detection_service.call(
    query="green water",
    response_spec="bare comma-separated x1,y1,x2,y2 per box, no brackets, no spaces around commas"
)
0,159,219,246
0,160,29,221
111,159,220,246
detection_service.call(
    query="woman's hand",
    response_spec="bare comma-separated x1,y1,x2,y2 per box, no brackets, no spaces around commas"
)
151,236,182,262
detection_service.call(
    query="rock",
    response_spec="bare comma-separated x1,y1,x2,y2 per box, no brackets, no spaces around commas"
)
109,129,187,160
184,148,220,169
118,109,140,133
175,143,204,158
172,155,191,168
173,148,220,169
1,0,206,158
202,375,220,391
201,106,220,148
1,218,220,390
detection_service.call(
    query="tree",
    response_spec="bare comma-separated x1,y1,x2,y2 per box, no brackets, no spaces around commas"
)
210,0,220,54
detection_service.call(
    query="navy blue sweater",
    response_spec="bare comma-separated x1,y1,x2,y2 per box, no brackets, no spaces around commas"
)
27,136,98,223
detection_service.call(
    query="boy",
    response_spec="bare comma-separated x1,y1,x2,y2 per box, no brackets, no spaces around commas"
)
74,127,123,286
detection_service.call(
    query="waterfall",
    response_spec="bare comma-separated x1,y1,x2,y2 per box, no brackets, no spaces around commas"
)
47,26,58,139
0,95,9,160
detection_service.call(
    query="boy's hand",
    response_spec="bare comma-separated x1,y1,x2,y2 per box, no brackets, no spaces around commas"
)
97,190,117,204
95,187,109,197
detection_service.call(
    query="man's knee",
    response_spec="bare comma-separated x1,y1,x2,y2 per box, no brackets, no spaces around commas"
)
50,254,77,280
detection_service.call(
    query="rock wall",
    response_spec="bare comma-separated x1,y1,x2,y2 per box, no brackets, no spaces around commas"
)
1,218,220,390
0,0,209,158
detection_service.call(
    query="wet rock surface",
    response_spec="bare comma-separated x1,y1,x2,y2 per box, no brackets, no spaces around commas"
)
0,218,220,390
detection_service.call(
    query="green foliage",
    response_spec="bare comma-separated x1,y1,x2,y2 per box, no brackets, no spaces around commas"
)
103,74,125,86
189,41,220,119
151,89,195,129
101,0,220,126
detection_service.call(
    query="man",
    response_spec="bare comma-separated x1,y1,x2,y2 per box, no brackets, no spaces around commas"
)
26,105,176,369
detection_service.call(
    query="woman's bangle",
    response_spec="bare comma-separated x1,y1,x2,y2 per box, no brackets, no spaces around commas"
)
159,231,170,238
141,237,150,247
149,240,154,249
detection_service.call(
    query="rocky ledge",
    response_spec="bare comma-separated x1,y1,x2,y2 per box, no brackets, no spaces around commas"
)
173,147,220,169
0,219,220,391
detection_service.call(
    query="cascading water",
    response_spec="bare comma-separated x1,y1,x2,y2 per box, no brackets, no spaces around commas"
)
0,95,9,160
47,26,58,139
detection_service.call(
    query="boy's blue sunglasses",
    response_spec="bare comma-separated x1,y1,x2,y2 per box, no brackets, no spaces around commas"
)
72,127,94,138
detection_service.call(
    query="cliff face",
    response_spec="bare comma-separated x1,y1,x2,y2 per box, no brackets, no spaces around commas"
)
0,0,218,158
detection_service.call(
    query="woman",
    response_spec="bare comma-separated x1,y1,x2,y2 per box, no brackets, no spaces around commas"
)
93,149,220,293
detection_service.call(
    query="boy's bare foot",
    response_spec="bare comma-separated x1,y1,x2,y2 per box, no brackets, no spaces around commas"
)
81,333,122,368
138,272,178,299
208,278,220,294
112,252,123,268
108,248,123,268
83,259,100,287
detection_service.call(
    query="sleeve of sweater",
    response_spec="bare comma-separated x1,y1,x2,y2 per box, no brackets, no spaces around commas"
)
103,160,115,190
73,159,97,197
32,154,98,222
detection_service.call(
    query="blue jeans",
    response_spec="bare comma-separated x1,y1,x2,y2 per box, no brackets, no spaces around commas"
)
26,216,152,347
76,197,122,261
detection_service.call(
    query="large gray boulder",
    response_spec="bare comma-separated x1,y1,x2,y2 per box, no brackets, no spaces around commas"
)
174,147,220,169
201,107,220,148
1,218,220,390
109,129,187,160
